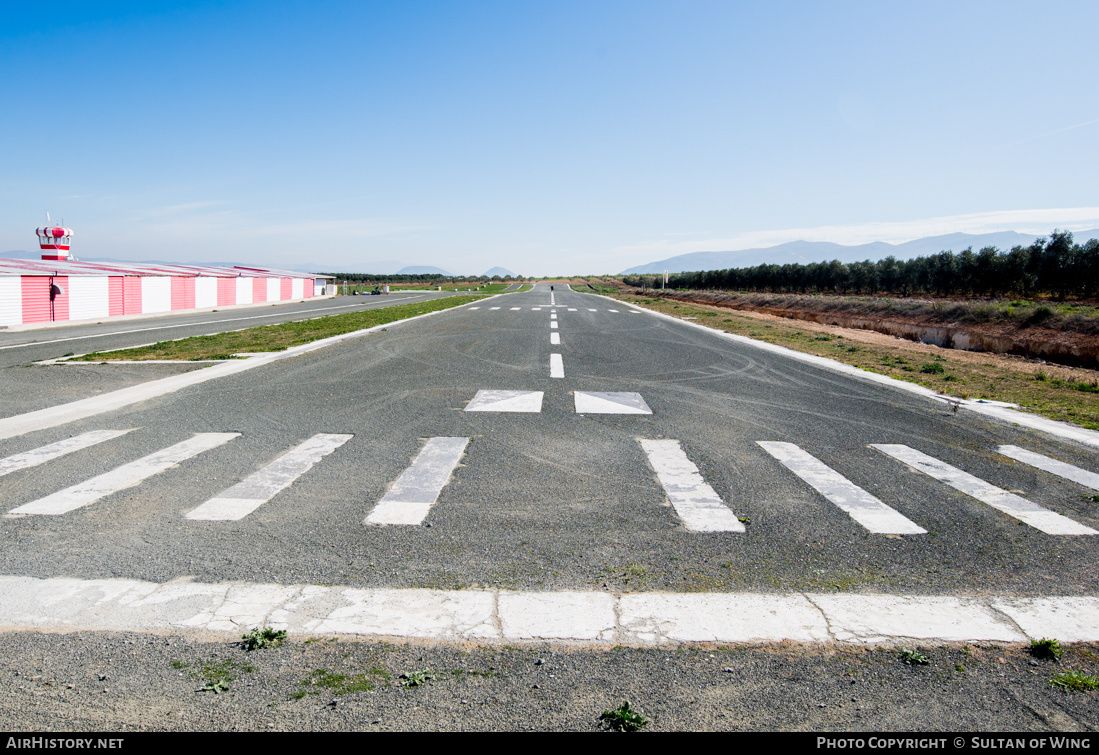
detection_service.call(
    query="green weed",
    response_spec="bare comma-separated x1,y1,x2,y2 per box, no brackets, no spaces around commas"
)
1049,671,1099,692
600,701,650,731
900,648,930,666
1030,638,1063,661
398,670,435,687
242,626,287,650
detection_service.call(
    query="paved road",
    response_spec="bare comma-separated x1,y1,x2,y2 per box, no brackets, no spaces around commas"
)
0,291,456,420
1,283,1096,597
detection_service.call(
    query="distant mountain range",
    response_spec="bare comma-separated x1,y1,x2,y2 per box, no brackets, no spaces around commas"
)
618,229,1099,275
482,266,515,277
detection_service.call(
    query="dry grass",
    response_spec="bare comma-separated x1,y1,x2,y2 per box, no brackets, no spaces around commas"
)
607,292,1099,430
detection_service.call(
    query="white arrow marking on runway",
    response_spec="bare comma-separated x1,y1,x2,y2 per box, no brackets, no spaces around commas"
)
550,354,564,378
7,433,240,516
365,437,469,526
185,434,353,521
464,390,544,413
871,444,1098,535
639,439,744,532
757,442,926,535
0,430,134,477
996,445,1099,491
574,392,651,415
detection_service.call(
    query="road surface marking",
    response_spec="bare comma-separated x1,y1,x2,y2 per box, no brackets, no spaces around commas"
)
0,430,134,477
551,309,557,313
366,437,469,526
608,309,619,313
7,433,240,516
629,310,642,314
464,390,544,413
510,307,521,311
550,321,558,329
574,392,652,415
550,313,557,320
550,354,564,378
489,307,500,310
588,308,597,312
756,442,926,535
185,434,353,521
550,333,560,345
13,575,1099,644
871,444,1098,535
996,445,1099,491
531,307,542,311
469,307,481,310
568,308,577,312
638,439,744,532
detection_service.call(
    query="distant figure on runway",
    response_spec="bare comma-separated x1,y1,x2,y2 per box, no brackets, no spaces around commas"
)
550,285,554,291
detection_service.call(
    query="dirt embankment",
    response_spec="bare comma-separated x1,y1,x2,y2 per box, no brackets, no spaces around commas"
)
633,289,1099,369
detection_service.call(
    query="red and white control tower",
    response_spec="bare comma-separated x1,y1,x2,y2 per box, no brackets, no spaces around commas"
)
36,213,74,261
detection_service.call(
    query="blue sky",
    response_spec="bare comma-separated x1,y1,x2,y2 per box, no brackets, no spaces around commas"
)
2,1,1097,275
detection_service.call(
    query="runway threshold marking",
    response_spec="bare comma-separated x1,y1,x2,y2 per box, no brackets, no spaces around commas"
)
185,434,353,521
574,392,651,415
871,444,1099,536
7,433,240,516
550,354,564,378
0,430,134,477
365,437,469,526
638,439,744,532
550,333,560,345
757,442,926,535
464,390,544,413
996,445,1099,491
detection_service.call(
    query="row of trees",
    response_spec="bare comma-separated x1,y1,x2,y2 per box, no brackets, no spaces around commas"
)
623,232,1099,300
320,273,526,284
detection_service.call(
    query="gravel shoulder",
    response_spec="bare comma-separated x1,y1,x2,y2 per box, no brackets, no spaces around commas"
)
1,630,1096,732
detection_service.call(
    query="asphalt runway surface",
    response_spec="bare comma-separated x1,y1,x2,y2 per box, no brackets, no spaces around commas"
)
0,284,1095,593
1,283,1098,731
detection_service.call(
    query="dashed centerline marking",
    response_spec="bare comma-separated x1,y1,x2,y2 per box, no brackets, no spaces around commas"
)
638,439,744,532
464,390,544,413
996,445,1099,491
185,434,353,521
0,430,134,477
757,442,926,535
365,437,469,526
871,444,1098,536
7,433,240,517
550,354,564,378
550,321,558,329
550,333,560,345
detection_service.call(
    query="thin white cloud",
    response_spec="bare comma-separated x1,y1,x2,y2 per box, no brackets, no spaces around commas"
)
1002,118,1099,149
609,207,1099,261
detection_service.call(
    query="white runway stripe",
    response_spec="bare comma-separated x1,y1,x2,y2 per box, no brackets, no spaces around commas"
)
469,307,481,310
550,313,556,320
489,307,500,310
464,390,543,413
0,430,133,477
568,308,577,312
366,437,469,526
574,392,651,415
757,442,926,535
550,321,558,329
510,307,521,311
8,433,240,516
185,434,352,521
871,444,1098,536
550,333,560,345
608,309,619,313
550,354,564,378
587,308,597,312
996,445,1099,491
531,307,542,311
638,439,744,532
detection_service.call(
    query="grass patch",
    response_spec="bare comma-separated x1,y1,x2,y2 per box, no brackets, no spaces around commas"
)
398,669,435,687
75,295,488,362
602,292,1099,430
192,657,255,692
1030,638,1063,661
1049,670,1099,692
600,701,650,731
295,666,390,698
